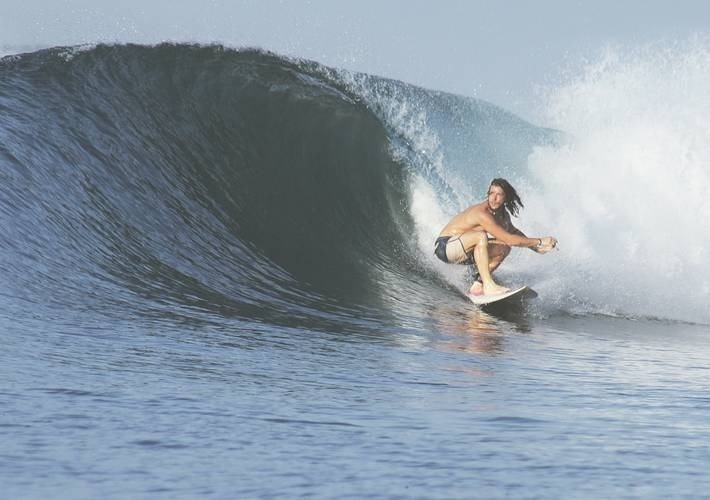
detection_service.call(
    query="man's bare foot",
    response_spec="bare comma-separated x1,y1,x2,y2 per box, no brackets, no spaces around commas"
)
469,281,483,296
483,283,510,295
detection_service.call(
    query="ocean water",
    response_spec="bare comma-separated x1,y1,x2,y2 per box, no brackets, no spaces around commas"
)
2,43,710,498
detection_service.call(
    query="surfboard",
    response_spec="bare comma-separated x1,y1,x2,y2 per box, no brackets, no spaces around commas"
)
467,285,537,306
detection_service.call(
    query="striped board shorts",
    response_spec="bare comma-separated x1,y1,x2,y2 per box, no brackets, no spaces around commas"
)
434,235,475,265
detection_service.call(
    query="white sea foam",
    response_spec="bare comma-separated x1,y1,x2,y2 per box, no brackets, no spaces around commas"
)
409,175,471,287
521,39,710,323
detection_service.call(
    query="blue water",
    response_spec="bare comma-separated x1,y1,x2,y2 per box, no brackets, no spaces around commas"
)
4,311,710,498
2,44,710,498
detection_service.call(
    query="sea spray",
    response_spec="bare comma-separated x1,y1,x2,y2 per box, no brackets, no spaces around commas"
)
523,39,710,323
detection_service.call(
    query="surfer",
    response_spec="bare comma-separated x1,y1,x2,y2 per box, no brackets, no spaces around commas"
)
434,178,557,296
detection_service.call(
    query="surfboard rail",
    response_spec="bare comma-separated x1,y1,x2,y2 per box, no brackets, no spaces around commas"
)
467,285,537,306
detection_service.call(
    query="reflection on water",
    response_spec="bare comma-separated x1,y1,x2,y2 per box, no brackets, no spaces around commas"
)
428,302,534,355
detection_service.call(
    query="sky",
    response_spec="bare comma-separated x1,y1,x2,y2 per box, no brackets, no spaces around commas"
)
2,0,709,121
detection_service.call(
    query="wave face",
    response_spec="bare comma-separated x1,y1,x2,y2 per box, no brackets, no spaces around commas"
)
10,42,701,327
1,44,418,326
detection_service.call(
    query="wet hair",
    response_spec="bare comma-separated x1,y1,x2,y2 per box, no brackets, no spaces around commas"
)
488,178,524,217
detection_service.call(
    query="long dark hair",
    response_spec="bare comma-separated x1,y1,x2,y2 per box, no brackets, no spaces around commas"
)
489,178,524,217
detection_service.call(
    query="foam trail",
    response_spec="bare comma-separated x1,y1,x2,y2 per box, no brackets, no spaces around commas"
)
523,39,710,323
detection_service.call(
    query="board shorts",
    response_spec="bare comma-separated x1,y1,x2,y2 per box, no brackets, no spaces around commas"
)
434,235,475,265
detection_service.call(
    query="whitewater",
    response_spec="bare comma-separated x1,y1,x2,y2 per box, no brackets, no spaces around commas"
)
2,41,710,498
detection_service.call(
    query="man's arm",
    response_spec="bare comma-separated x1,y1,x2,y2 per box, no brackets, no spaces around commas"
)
478,212,540,248
509,224,543,252
508,220,558,253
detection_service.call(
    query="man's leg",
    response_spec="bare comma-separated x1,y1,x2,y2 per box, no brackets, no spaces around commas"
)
469,242,511,295
457,231,509,295
487,242,511,274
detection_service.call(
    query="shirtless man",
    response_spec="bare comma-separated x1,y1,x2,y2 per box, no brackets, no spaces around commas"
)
434,178,557,296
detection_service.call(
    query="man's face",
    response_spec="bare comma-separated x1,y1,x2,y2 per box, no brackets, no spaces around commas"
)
487,185,506,211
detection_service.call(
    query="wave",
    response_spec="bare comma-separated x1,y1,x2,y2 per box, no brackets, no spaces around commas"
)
1,44,407,325
7,42,700,326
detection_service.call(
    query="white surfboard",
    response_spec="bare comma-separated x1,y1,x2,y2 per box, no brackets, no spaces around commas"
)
467,285,537,306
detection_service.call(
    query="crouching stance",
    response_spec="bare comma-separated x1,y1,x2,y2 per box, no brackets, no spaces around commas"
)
435,178,557,296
